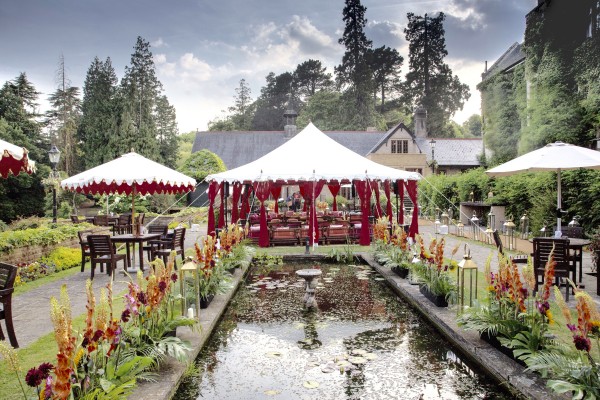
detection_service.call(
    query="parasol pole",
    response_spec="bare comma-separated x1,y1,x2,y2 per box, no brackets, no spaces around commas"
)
556,169,561,237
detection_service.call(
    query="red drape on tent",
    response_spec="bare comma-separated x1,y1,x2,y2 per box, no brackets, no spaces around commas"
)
253,181,272,247
299,185,309,211
328,182,341,211
371,181,382,218
398,180,404,225
207,181,219,237
301,180,326,245
405,180,419,238
354,180,371,246
240,184,251,221
270,185,282,213
231,182,242,223
384,180,393,224
218,182,225,228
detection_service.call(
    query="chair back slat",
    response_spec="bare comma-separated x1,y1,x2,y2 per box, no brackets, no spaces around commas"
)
0,263,18,291
78,229,94,244
87,235,114,256
147,224,168,236
173,227,186,250
532,237,570,271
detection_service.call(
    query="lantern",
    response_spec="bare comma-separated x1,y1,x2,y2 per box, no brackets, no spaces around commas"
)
484,226,494,245
471,212,480,241
457,245,478,310
487,209,496,232
456,222,465,237
520,212,529,239
504,219,516,251
568,215,580,227
179,258,200,320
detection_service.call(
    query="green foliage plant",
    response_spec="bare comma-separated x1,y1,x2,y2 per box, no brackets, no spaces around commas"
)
413,235,457,301
179,150,226,182
40,247,81,272
526,285,600,398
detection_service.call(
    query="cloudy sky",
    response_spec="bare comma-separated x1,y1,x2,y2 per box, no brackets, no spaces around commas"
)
0,0,536,133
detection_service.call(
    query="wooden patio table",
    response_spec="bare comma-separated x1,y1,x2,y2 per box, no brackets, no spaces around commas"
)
111,232,162,272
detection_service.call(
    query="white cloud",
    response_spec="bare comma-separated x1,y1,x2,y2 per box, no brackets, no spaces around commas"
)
151,37,167,48
179,53,213,82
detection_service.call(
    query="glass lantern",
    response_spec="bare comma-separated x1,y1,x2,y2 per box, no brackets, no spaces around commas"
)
504,219,516,251
457,245,478,310
179,258,200,320
520,212,529,239
471,212,480,241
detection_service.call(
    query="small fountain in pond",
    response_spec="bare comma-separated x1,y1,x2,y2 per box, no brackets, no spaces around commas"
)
295,268,322,308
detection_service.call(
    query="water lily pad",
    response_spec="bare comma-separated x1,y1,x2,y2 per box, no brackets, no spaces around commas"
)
303,380,320,389
264,389,280,396
336,360,352,368
321,365,336,373
348,356,367,364
351,349,367,355
266,351,283,358
364,353,378,360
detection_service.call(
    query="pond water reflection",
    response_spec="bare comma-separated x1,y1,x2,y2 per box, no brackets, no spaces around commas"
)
176,263,515,399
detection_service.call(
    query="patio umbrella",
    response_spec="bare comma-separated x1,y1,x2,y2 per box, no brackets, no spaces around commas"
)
0,139,36,178
60,152,196,219
486,141,600,234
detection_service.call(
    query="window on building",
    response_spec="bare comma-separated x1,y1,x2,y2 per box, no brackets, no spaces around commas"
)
390,139,408,154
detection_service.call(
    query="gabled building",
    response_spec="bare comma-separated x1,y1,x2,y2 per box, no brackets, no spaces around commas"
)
192,106,487,185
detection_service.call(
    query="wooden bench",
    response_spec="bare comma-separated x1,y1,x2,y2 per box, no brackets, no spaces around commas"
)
270,227,298,246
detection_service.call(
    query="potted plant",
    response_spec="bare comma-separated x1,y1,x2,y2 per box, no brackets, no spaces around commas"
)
414,236,456,307
195,236,231,308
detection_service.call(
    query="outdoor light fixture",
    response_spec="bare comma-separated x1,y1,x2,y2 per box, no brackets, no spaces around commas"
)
540,224,548,237
180,258,200,320
456,222,464,237
504,218,516,251
487,209,496,232
440,210,449,235
484,226,494,245
520,212,530,239
457,245,478,310
471,212,480,241
48,145,61,224
429,139,436,174
568,215,580,227
434,216,441,235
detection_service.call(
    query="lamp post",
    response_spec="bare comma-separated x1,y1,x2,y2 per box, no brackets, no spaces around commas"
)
504,219,516,251
429,138,436,174
457,245,478,310
48,145,61,224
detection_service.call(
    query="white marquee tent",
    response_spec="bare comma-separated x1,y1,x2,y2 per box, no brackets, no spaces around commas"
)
205,122,422,247
206,122,421,183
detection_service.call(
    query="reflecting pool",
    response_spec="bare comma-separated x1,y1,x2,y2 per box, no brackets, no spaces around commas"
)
176,263,515,399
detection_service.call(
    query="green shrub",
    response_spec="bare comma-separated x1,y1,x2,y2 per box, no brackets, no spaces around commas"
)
0,223,83,253
40,247,82,272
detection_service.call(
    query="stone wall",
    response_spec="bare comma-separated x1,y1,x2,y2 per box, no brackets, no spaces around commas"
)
0,226,110,265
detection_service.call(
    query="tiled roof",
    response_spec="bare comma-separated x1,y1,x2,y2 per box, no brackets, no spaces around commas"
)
416,137,486,167
481,42,525,81
192,130,384,169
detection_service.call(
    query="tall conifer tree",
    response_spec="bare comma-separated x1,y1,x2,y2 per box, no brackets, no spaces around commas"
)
120,36,161,159
403,12,470,137
79,57,118,168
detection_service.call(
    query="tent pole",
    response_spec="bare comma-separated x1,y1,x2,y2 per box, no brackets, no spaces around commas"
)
556,170,562,236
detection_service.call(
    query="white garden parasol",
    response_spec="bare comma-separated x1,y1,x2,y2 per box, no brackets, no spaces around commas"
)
486,141,600,234
61,152,196,218
0,138,36,178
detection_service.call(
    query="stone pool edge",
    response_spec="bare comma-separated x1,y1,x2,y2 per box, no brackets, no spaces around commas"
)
129,256,252,400
360,252,566,400
130,253,565,400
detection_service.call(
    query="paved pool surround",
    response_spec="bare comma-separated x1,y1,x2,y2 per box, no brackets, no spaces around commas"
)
131,252,564,400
